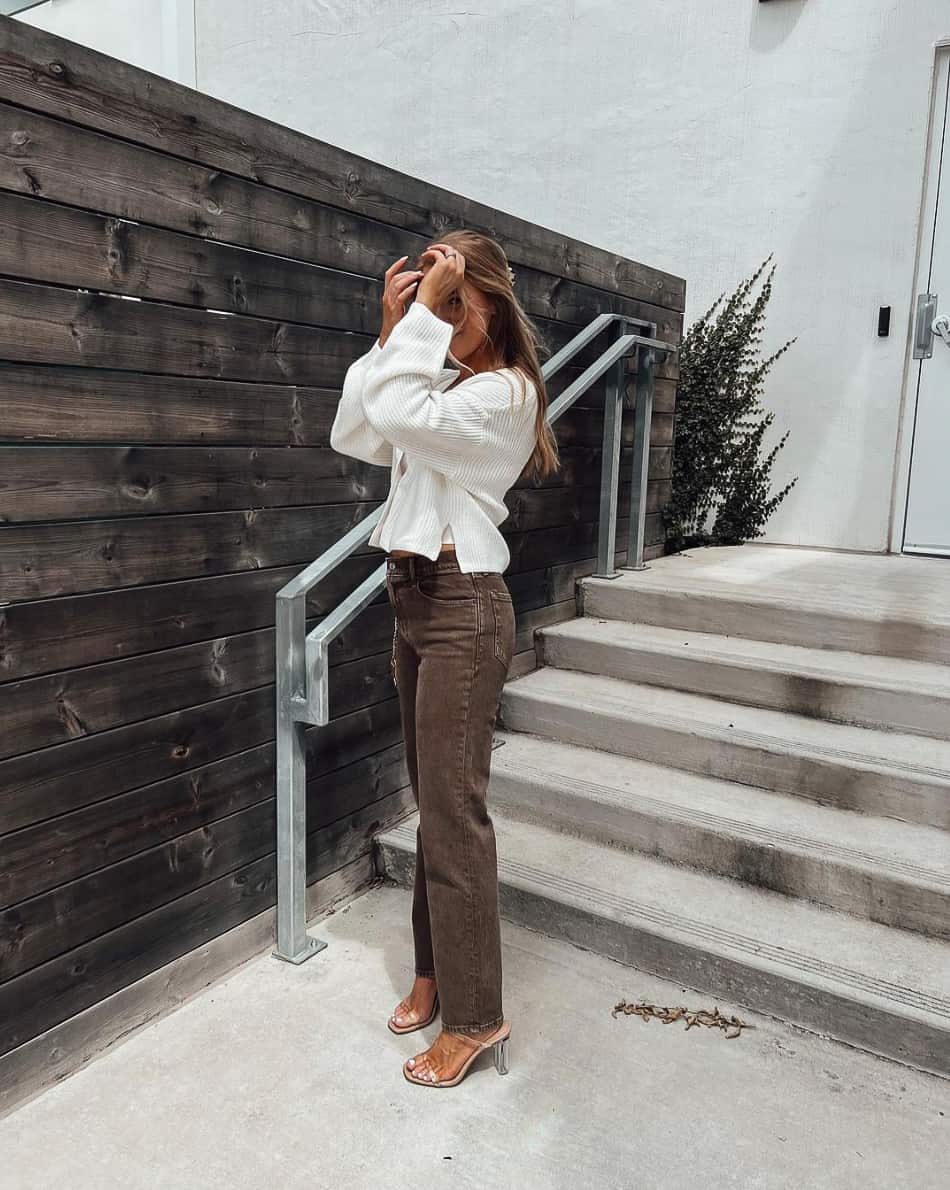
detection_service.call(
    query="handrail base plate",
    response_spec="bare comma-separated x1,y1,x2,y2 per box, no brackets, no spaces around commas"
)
272,935,328,965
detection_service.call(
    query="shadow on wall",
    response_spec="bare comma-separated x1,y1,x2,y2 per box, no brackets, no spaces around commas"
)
749,1,809,53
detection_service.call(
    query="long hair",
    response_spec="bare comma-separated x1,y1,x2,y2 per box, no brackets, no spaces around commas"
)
413,230,560,484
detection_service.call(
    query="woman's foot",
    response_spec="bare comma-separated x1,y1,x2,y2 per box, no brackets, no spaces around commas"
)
391,974,437,1029
405,1024,500,1084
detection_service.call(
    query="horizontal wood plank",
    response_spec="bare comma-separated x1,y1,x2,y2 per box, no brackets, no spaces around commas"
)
0,20,686,311
0,363,329,445
0,190,682,360
0,188,375,328
0,685,404,836
0,526,650,682
0,278,676,388
0,556,387,682
0,437,671,523
0,602,396,759
0,500,381,601
0,461,669,601
1,746,409,975
0,786,413,1054
0,445,390,522
1,740,406,916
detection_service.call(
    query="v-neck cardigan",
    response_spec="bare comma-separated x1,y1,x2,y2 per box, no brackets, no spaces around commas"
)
329,300,539,573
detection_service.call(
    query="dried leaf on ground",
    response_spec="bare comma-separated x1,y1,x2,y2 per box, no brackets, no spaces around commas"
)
612,998,753,1039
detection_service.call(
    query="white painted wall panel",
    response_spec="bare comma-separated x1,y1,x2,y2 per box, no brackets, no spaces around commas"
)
18,0,195,84
190,0,950,552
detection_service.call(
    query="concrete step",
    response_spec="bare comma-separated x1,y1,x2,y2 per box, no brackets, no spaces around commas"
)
579,559,950,665
499,668,950,830
376,811,950,1077
539,618,950,740
487,730,950,940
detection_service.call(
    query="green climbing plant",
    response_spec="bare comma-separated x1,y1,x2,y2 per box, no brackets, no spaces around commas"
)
662,254,798,553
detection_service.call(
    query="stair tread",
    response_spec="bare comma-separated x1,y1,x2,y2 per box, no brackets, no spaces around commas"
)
378,809,950,1024
489,730,950,886
505,666,950,781
541,618,950,695
580,547,950,629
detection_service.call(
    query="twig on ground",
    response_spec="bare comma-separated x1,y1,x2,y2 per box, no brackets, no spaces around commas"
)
612,998,754,1039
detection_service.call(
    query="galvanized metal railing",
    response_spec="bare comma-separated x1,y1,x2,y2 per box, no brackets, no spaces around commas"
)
273,313,677,963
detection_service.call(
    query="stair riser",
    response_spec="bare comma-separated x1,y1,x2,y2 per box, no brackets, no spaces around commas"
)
377,837,950,1078
541,636,950,741
490,774,950,941
581,586,950,667
499,694,950,830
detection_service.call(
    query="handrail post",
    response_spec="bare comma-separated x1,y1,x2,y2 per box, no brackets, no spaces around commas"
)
591,321,628,579
273,586,327,964
623,341,657,571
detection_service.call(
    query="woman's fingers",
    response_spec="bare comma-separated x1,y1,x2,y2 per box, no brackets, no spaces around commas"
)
393,272,420,309
380,258,423,324
417,247,465,299
393,270,421,295
384,255,409,279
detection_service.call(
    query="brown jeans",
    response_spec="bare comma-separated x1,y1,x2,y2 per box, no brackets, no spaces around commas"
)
384,550,516,1035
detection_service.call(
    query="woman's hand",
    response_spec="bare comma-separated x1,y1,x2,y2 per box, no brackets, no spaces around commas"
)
379,255,423,346
415,244,465,314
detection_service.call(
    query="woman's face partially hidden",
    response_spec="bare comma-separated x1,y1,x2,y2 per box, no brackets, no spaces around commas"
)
415,254,498,372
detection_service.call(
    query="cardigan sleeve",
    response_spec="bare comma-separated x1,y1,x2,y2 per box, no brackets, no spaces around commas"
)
360,301,529,480
329,339,393,467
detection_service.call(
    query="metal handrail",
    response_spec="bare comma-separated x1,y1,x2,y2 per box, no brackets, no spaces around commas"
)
273,312,677,963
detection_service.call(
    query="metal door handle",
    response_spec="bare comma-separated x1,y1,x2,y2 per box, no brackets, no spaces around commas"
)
933,314,950,347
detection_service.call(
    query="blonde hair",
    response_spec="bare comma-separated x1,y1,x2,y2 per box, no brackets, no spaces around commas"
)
414,229,560,483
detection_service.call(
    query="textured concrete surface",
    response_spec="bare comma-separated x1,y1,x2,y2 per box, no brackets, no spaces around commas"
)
1,884,946,1190
580,545,950,664
379,810,950,1076
486,729,950,939
540,616,950,737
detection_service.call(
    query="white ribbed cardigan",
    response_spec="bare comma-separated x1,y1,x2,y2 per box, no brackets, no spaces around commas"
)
330,300,539,573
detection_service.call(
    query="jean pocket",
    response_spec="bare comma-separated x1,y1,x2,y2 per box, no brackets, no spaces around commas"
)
416,573,476,605
489,589,514,665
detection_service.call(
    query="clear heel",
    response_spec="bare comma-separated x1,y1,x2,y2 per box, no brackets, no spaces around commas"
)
493,1035,510,1075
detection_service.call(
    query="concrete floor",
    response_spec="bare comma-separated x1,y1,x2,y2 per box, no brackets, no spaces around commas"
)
1,884,946,1190
632,544,950,622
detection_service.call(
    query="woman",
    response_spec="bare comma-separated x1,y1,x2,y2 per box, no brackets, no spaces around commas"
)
330,231,559,1087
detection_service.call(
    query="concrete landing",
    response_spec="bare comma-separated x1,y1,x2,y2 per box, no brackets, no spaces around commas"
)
0,885,945,1190
580,544,950,663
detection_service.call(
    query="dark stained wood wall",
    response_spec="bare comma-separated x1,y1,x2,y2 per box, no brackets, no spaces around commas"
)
0,18,684,1060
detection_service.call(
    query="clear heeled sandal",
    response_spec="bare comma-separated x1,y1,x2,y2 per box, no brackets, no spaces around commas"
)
403,1020,511,1087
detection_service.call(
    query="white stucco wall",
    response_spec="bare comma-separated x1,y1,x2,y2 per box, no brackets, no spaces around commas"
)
17,0,195,85
15,0,950,552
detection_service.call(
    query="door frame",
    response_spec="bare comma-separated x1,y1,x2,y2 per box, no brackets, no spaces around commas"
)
889,39,950,554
